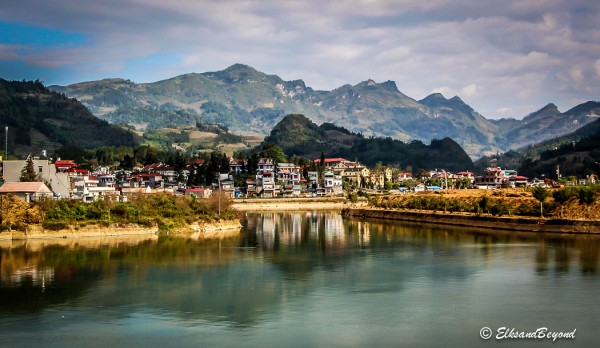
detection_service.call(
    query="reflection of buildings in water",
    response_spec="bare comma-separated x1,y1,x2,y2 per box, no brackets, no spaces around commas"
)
277,213,302,245
8,265,55,288
256,213,276,249
324,214,345,248
357,221,371,247
252,212,346,249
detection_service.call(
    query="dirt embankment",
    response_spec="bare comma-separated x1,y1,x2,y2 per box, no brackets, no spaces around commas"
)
0,219,242,241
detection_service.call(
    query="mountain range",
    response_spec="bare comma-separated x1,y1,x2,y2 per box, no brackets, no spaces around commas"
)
50,64,600,159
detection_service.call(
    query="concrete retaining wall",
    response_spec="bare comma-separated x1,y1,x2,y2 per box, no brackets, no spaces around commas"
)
343,208,600,234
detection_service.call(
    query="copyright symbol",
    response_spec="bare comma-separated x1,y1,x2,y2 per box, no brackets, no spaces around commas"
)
480,327,493,340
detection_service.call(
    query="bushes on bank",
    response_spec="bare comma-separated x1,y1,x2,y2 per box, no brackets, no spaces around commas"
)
371,186,600,219
0,193,237,232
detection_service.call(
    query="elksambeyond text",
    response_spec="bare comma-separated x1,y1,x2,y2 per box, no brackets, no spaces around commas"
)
480,327,576,341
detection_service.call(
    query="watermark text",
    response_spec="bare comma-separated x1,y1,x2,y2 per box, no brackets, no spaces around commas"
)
480,327,576,341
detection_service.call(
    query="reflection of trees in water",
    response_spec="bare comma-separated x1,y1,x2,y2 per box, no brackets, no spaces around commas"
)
2,213,600,327
343,217,600,276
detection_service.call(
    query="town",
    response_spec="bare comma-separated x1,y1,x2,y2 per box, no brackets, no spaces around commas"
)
2,153,596,203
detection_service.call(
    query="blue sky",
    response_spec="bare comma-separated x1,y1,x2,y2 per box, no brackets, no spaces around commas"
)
1,0,599,119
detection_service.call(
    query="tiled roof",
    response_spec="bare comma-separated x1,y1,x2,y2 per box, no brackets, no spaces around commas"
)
0,182,52,194
313,157,348,163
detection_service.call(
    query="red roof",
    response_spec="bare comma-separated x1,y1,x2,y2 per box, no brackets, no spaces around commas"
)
313,157,348,164
186,188,206,193
510,175,528,180
55,160,77,168
67,168,89,174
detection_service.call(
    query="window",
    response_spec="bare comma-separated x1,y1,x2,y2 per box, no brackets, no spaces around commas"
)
38,166,43,173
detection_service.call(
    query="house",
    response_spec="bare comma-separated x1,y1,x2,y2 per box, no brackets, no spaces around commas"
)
185,187,212,198
54,160,78,172
70,175,118,202
395,172,413,182
0,182,53,202
456,171,475,181
276,163,302,184
142,163,177,185
229,158,246,174
257,158,275,174
473,167,506,189
333,161,369,188
2,159,70,198
217,174,235,198
246,179,257,196
132,173,163,189
323,171,343,194
257,171,276,197
96,174,116,187
307,171,319,189
313,157,350,168
507,175,528,188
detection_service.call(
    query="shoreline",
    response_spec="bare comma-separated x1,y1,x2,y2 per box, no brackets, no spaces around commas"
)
0,219,242,241
232,197,367,211
343,207,600,234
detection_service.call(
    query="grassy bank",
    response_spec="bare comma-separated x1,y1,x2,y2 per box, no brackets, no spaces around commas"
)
369,187,600,220
0,193,238,233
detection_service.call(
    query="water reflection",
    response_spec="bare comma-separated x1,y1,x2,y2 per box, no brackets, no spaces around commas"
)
1,212,600,334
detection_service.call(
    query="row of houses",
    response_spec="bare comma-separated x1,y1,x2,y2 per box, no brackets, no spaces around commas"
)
5,155,575,202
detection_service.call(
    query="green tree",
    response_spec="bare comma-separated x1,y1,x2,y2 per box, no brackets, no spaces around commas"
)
552,188,573,218
19,155,38,182
532,186,550,217
260,143,287,164
578,187,597,215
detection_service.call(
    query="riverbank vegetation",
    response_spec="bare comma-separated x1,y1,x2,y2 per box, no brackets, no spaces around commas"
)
369,186,600,220
0,193,237,232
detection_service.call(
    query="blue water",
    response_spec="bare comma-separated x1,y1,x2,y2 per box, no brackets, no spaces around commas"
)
1,211,598,347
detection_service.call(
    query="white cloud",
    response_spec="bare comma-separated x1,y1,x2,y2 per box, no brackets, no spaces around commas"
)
460,84,478,97
1,0,599,119
496,107,512,115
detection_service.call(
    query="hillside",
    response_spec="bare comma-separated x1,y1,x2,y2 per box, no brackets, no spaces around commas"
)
263,114,473,173
50,64,600,159
0,79,139,157
475,118,600,179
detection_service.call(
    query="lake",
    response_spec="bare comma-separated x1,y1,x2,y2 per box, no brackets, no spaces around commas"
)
1,211,599,347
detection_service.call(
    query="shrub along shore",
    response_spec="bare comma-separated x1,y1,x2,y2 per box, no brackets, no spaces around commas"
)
0,193,239,237
346,186,600,234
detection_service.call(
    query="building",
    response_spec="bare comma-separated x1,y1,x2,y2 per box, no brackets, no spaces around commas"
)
185,187,212,198
473,167,506,189
323,171,343,194
276,163,302,185
0,182,53,202
257,158,275,174
2,159,70,198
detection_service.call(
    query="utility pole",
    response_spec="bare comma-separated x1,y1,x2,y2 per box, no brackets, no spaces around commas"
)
4,126,7,160
218,174,221,216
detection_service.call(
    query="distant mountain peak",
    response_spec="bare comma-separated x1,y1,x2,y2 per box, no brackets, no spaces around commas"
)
522,103,561,121
449,96,465,103
224,63,256,72
542,103,558,110
419,93,447,103
380,80,398,91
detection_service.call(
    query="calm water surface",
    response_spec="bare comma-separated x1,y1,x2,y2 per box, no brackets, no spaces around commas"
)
1,211,599,347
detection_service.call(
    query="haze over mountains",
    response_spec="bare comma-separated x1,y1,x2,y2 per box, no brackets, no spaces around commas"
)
50,64,600,159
